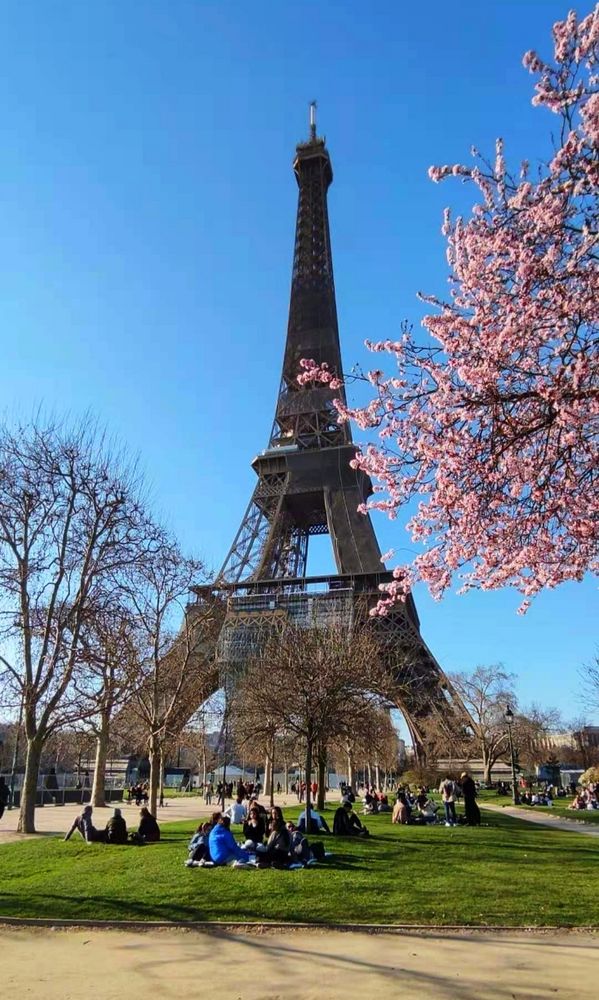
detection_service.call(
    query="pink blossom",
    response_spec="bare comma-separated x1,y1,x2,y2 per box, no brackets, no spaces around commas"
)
299,8,599,614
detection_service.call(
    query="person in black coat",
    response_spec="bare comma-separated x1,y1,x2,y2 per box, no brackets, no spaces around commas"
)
105,808,128,844
138,807,160,842
332,800,369,837
242,806,266,847
460,772,481,826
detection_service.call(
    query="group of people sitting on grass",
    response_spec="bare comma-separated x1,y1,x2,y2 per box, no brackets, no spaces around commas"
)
185,797,371,870
519,790,554,806
568,784,598,810
362,788,391,813
126,783,150,806
185,805,326,869
64,805,160,845
388,773,481,827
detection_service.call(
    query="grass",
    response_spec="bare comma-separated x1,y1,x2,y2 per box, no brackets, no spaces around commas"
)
1,806,598,927
476,790,599,825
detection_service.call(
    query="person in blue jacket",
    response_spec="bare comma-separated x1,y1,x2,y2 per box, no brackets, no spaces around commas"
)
208,815,254,866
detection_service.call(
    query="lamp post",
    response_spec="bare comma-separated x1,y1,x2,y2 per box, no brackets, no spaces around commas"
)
504,705,520,805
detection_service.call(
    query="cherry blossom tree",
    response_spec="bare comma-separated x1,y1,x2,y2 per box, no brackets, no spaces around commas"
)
299,7,598,613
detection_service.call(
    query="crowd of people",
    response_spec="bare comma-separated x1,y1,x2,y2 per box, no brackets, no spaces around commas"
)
363,772,481,827
184,794,374,869
185,803,330,869
64,805,160,845
126,783,150,806
62,769,599,865
568,783,598,810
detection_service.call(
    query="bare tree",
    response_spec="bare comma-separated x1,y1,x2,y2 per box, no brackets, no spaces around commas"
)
511,703,562,774
232,616,390,824
580,655,599,715
0,418,153,832
329,699,400,795
450,665,517,784
73,597,142,806
126,539,221,815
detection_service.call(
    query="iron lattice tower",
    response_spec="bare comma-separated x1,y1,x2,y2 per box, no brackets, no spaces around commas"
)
200,107,471,753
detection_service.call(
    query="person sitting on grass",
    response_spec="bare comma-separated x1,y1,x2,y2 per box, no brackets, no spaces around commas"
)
242,806,266,849
265,804,285,836
287,822,327,865
392,791,410,825
247,795,267,818
64,805,106,843
333,799,369,837
297,805,331,834
186,821,214,866
105,808,128,844
287,821,311,865
256,816,291,868
568,793,585,810
208,815,254,867
224,794,248,825
415,792,438,824
137,806,160,842
362,788,376,814
377,790,391,812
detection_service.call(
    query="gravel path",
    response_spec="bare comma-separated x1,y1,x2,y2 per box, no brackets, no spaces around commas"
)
482,803,599,837
1,926,597,1000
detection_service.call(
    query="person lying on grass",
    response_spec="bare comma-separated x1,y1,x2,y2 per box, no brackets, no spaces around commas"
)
64,805,106,844
332,799,370,837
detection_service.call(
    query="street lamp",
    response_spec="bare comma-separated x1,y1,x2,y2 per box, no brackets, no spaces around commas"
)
504,705,520,805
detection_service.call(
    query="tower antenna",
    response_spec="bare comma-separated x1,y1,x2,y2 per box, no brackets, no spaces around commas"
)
309,100,317,141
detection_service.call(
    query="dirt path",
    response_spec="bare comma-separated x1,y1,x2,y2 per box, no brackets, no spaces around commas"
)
1,926,596,999
482,804,599,837
0,793,298,844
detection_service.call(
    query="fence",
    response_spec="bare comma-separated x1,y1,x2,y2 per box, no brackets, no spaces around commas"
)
7,787,124,808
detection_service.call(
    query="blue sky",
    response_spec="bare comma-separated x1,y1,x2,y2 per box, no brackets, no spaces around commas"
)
0,1,595,732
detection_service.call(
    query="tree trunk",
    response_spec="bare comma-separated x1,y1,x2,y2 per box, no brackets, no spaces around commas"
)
374,761,381,790
284,759,289,795
482,752,492,786
17,735,43,834
148,736,160,816
269,740,275,807
347,753,355,792
317,750,326,811
264,752,273,801
159,747,165,807
305,740,313,825
91,714,110,807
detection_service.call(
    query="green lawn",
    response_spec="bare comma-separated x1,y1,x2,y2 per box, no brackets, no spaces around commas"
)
476,790,599,825
1,807,598,927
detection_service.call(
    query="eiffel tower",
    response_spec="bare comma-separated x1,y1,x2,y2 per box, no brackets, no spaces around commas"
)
197,106,471,755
